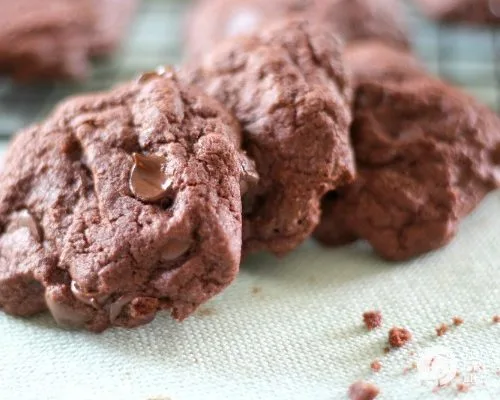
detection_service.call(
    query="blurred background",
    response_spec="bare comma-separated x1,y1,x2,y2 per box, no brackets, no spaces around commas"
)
0,0,499,140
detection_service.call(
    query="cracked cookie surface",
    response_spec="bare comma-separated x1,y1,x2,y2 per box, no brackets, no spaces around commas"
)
0,71,249,332
182,18,354,256
314,44,500,260
184,0,409,60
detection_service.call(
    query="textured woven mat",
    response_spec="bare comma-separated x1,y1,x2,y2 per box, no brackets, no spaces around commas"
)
1,2,500,400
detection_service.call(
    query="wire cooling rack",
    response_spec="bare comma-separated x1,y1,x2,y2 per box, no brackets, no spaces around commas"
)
0,0,499,140
0,0,186,139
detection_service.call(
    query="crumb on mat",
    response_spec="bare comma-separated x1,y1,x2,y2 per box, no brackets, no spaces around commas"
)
388,327,412,348
436,323,449,337
251,286,262,295
348,380,380,400
363,310,383,330
457,383,469,393
370,360,382,373
197,308,216,317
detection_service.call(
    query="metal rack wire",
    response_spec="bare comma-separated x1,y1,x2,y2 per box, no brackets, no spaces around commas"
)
0,0,498,139
0,0,186,139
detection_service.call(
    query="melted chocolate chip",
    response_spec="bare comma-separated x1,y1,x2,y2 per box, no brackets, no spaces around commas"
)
137,71,161,84
137,66,176,83
239,154,259,195
129,153,173,202
161,239,192,261
109,294,135,323
45,290,89,329
6,209,42,241
129,297,158,320
70,281,109,309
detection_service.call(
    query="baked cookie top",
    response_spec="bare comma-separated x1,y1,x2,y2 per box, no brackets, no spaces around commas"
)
0,70,251,331
315,44,500,260
182,18,354,255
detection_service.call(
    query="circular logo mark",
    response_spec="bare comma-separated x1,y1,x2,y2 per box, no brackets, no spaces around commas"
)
417,346,458,386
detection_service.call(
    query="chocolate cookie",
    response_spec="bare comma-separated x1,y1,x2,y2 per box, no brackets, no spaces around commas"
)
0,70,252,331
314,44,500,261
184,0,410,59
0,0,138,81
415,0,500,25
90,0,139,57
182,18,354,255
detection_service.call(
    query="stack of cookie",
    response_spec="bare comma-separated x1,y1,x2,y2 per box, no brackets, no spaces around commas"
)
1,0,499,332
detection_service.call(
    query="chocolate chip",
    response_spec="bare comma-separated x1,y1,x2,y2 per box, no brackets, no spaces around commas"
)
239,154,259,195
129,153,173,202
137,66,175,83
45,289,90,329
137,71,162,84
70,281,109,309
6,209,42,241
156,65,176,78
109,294,135,323
161,239,192,261
240,154,260,215
129,297,158,320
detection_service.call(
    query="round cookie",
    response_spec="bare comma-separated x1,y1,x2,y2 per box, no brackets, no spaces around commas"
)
314,44,500,261
184,0,410,60
0,70,252,331
345,42,424,84
415,0,500,25
182,18,354,256
0,0,138,82
0,0,93,81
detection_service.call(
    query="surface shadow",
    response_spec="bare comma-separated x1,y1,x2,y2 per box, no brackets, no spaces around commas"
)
240,239,413,289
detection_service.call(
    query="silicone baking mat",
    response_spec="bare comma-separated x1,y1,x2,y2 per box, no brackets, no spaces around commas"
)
1,3,500,400
0,1,499,140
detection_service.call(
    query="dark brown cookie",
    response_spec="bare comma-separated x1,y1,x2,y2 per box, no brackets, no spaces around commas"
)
0,70,251,332
415,0,500,25
184,0,410,59
182,18,354,256
0,0,138,81
314,44,500,261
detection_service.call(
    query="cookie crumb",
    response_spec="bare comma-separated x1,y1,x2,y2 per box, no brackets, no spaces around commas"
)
388,327,412,348
436,323,449,337
251,286,262,295
403,362,417,375
370,360,382,372
363,310,383,330
197,308,215,317
348,380,380,400
147,397,172,400
452,316,464,326
383,347,391,354
456,383,469,393
493,315,500,324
